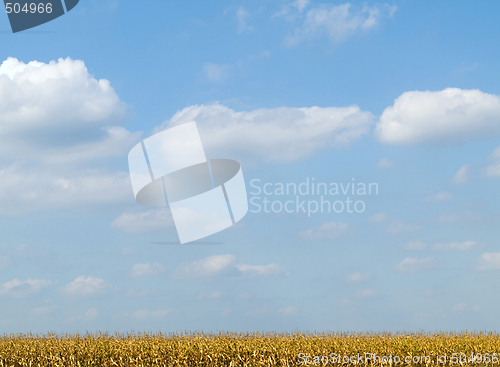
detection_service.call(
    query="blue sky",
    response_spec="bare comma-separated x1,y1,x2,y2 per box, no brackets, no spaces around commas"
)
1,0,500,334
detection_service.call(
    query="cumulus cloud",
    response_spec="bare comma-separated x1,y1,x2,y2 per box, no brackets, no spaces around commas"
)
375,88,500,145
403,241,426,250
394,257,435,273
475,253,500,270
0,57,130,159
130,263,164,279
345,273,370,282
111,209,175,233
298,222,349,240
0,278,51,298
277,305,298,317
173,254,287,279
62,276,112,296
283,3,397,46
158,102,373,162
0,57,137,213
433,241,480,251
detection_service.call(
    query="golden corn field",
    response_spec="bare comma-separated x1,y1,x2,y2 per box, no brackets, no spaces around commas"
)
0,331,499,366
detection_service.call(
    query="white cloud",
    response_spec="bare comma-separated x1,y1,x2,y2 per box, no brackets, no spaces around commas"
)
173,254,287,279
173,254,236,279
0,57,129,159
394,257,435,273
130,263,164,279
0,278,51,298
133,307,172,321
236,6,253,34
298,222,349,240
0,57,137,213
375,88,500,145
433,241,480,251
284,3,397,46
202,63,232,82
345,273,370,282
158,102,373,162
427,192,453,202
236,264,286,276
403,241,426,250
111,209,174,233
376,158,394,169
475,253,500,270
355,289,379,298
451,164,470,185
62,276,112,296
277,305,298,317
199,291,223,299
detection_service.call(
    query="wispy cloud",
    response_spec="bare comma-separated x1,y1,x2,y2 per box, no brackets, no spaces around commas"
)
111,209,174,233
173,254,286,279
0,278,51,298
283,3,397,46
130,263,164,279
451,164,470,185
394,257,435,273
433,241,480,251
475,253,500,270
299,222,349,240
62,276,112,297
236,6,253,34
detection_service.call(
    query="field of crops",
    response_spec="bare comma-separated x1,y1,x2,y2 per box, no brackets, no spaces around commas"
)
0,331,499,366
